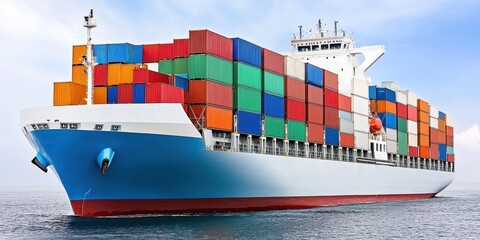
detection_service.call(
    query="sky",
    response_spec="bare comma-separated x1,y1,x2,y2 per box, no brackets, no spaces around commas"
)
0,0,479,188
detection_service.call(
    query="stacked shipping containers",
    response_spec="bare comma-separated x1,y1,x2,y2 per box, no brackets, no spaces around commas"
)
371,87,397,153
446,115,455,162
429,106,440,160
396,91,408,155
417,99,430,159
324,70,340,146
400,90,419,157
262,49,285,139
284,56,306,141
351,79,370,150
305,64,324,144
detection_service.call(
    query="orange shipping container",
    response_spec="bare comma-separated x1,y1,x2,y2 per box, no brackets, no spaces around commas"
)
417,99,429,112
72,65,87,85
72,45,87,65
418,111,429,123
430,128,438,144
438,119,446,132
340,133,354,148
307,123,324,144
376,100,396,114
107,63,138,86
369,100,377,113
418,134,430,147
338,94,351,112
419,146,430,159
53,82,86,106
189,105,232,131
418,122,430,135
94,87,107,104
447,154,455,163
438,131,446,144
446,126,454,136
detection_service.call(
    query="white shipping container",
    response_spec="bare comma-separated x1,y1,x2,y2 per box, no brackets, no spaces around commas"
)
386,128,397,141
353,113,369,132
430,117,439,128
399,90,418,107
351,78,369,98
386,140,398,154
396,91,407,105
429,106,439,118
381,81,401,91
340,119,354,134
338,80,352,96
284,56,305,81
354,131,369,150
352,95,369,116
339,110,352,120
407,120,418,134
446,114,454,127
408,133,418,147
145,63,159,72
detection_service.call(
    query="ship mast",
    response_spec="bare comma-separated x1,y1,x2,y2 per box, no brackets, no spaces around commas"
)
83,9,96,105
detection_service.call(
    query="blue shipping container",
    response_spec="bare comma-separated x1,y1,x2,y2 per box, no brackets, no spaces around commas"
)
369,85,377,100
339,110,352,120
175,74,189,91
237,110,262,136
325,127,339,146
107,43,143,63
378,113,397,129
376,87,396,102
133,84,145,103
232,38,262,68
447,146,454,154
439,144,447,161
262,93,284,118
439,111,446,120
107,86,118,104
93,44,108,64
305,63,323,87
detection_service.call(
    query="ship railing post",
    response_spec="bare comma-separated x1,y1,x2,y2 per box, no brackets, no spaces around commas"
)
284,140,289,156
273,138,277,155
353,149,358,162
322,145,327,160
304,142,309,158
396,154,400,167
260,136,266,154
247,135,252,153
338,147,343,161
294,141,299,157
313,143,318,159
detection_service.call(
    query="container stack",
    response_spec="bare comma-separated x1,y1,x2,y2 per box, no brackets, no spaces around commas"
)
350,79,369,150
145,42,174,74
324,70,340,146
305,64,324,144
232,38,262,136
396,91,408,156
262,48,285,139
446,115,455,162
437,111,447,161
173,39,189,75
417,99,430,159
429,106,440,160
399,90,419,157
374,87,397,154
338,93,354,148
284,56,306,142
188,30,234,132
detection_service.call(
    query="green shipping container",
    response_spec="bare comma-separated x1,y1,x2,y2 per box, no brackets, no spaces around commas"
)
265,116,285,139
263,71,284,96
233,62,262,90
188,54,233,85
233,87,261,113
287,120,306,141
398,132,408,155
173,57,188,74
397,117,407,133
158,60,173,74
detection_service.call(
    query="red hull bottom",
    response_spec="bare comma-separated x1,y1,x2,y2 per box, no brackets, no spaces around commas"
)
71,193,436,217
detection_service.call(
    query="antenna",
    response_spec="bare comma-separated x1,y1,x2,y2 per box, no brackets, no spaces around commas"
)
334,20,338,37
298,25,303,39
318,19,322,31
83,9,97,105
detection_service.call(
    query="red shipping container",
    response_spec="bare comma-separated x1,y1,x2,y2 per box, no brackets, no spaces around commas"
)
308,123,324,144
94,65,107,86
447,154,455,163
285,76,305,101
430,143,439,160
145,83,184,103
408,146,419,157
324,106,339,128
324,70,338,91
306,84,323,105
419,146,430,159
430,127,438,144
338,94,351,112
133,68,170,84
159,43,174,60
143,44,160,63
117,84,133,103
189,30,232,60
447,135,454,146
324,88,339,109
340,133,354,148
188,80,232,108
262,48,284,75
397,103,408,119
286,98,306,121
174,39,189,58
307,103,324,124
407,105,417,121
446,126,453,136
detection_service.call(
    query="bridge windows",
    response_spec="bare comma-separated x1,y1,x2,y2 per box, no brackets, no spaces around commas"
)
298,46,311,52
330,43,341,49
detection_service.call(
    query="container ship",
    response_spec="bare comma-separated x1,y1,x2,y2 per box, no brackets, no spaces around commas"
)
21,12,455,217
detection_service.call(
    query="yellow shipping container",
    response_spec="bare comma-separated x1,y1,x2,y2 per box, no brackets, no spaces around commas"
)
107,63,138,86
53,82,86,106
94,86,107,104
72,65,87,85
72,45,87,65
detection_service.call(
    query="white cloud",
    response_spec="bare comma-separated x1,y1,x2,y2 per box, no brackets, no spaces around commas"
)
455,124,480,151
